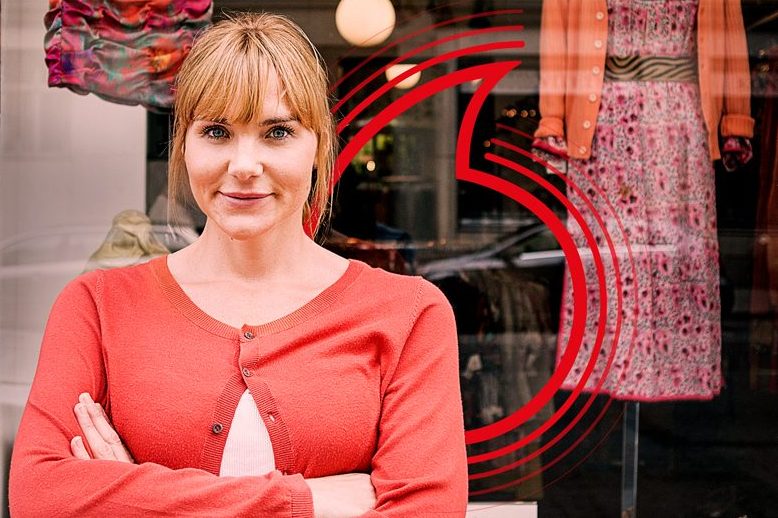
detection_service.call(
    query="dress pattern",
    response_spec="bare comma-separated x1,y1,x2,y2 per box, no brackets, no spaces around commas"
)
557,0,723,400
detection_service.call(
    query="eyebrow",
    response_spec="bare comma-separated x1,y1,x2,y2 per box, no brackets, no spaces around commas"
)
201,116,299,126
259,116,299,126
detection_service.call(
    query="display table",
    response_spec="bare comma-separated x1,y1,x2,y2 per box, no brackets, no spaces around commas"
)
467,501,537,517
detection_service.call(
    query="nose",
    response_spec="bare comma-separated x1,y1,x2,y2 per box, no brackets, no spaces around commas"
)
226,136,264,179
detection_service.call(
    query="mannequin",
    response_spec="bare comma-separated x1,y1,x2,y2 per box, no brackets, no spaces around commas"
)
84,210,169,272
534,0,754,400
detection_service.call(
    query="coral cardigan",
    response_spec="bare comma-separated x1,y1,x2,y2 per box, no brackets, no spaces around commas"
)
535,0,755,160
9,257,468,517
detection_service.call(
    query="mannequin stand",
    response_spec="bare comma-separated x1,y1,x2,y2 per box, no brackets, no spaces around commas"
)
621,401,639,518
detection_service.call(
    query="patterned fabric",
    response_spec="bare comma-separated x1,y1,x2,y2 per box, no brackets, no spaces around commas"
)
44,1,212,111
557,0,723,400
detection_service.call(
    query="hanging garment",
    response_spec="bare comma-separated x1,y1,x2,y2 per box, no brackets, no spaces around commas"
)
555,0,725,400
44,0,212,111
451,269,555,499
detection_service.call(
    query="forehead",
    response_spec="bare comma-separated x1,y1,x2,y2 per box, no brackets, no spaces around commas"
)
191,65,299,124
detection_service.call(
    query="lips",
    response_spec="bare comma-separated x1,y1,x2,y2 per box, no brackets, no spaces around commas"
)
221,192,271,200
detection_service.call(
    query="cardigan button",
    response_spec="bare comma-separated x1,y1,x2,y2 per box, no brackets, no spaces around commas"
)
578,146,587,154
588,93,597,102
594,39,603,49
212,423,224,434
595,11,605,20
243,331,255,340
242,367,252,377
592,66,601,75
583,120,592,129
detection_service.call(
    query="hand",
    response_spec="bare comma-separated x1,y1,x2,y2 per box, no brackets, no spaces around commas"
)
721,136,753,172
305,473,376,518
70,392,135,463
532,135,569,159
532,136,569,174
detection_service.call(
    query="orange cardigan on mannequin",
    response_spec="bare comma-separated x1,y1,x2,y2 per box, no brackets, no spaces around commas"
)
534,0,754,160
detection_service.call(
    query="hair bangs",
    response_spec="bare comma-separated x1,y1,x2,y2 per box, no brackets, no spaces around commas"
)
187,41,273,125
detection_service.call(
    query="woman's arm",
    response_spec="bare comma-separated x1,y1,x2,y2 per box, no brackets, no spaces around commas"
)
362,280,468,517
9,273,314,518
69,392,376,518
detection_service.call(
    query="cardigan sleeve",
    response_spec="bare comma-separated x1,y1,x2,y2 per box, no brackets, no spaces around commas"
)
535,0,569,139
362,280,468,517
9,273,314,518
720,0,754,138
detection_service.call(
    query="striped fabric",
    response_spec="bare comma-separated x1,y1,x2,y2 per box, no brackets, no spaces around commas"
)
605,55,697,82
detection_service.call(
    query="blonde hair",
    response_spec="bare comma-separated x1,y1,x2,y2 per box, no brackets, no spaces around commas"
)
168,12,336,235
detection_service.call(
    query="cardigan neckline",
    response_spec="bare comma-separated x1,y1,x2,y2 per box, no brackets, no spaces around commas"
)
150,254,364,340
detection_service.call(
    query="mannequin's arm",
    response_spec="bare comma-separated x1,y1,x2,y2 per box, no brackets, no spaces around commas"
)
721,136,753,171
535,0,569,140
720,0,754,138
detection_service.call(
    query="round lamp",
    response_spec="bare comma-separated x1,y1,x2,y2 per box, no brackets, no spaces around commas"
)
385,64,421,89
336,0,396,47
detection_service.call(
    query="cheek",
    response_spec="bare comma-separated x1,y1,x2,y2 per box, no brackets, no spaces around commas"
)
184,146,219,189
281,136,318,191
298,134,319,179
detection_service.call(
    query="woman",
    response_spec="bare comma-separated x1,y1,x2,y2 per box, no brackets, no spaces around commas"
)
9,12,468,517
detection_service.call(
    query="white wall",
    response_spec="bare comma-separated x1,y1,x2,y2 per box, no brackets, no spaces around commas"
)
0,0,146,512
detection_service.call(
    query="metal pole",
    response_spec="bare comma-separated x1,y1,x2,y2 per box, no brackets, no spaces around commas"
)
621,401,639,518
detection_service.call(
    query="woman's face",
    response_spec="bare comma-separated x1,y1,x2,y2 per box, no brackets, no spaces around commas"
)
184,70,318,241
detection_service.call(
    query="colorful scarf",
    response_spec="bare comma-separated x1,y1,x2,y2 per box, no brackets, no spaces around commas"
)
44,1,212,111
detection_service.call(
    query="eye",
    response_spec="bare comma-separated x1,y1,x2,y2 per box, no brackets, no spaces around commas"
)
201,125,229,140
267,125,294,140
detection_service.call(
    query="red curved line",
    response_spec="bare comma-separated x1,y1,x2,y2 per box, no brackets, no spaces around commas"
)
336,61,519,184
331,8,525,91
465,140,625,464
457,74,605,446
460,161,604,446
491,136,633,394
495,128,637,397
464,144,619,470
333,25,524,113
533,401,623,496
468,399,622,497
337,41,523,132
497,124,534,140
465,134,637,483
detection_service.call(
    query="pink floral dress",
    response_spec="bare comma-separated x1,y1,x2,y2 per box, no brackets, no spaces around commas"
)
557,0,722,400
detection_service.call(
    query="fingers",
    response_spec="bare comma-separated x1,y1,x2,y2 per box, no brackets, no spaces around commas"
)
70,436,90,460
73,393,134,463
74,398,109,459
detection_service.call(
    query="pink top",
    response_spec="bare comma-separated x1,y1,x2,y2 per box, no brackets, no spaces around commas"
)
9,255,467,517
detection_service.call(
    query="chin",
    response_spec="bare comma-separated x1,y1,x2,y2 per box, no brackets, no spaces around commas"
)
221,225,272,242
211,213,299,242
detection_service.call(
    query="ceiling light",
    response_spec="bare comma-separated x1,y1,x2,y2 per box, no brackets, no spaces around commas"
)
336,0,396,47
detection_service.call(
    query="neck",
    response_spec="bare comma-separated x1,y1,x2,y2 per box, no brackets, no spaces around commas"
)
185,219,318,283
